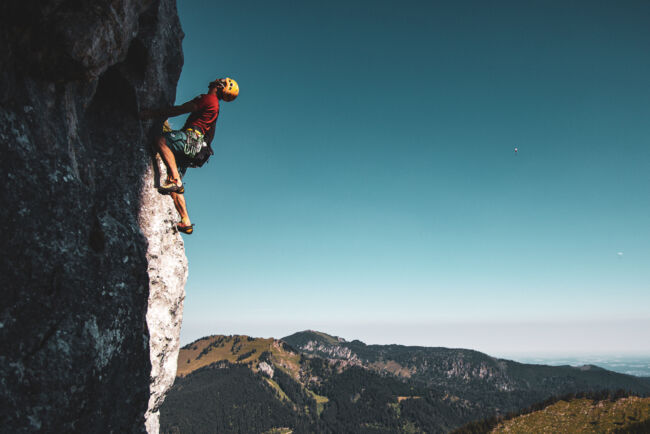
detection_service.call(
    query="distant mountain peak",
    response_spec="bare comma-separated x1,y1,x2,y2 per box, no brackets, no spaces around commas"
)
286,330,347,346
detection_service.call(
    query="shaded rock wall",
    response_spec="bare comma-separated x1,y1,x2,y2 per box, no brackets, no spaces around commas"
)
0,1,187,432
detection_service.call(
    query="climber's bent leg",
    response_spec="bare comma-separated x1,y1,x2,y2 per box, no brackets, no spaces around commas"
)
156,135,182,182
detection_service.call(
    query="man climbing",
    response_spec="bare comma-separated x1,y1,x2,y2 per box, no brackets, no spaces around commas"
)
140,77,239,234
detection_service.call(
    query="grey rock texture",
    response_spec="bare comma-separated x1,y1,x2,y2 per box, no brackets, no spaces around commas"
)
0,1,187,432
140,159,188,434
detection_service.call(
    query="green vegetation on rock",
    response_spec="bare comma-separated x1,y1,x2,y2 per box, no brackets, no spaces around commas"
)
492,396,650,433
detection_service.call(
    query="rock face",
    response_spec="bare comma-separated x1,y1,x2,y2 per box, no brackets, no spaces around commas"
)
140,160,188,433
0,1,187,432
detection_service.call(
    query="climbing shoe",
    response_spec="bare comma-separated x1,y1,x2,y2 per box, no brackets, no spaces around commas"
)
158,179,184,194
176,222,194,234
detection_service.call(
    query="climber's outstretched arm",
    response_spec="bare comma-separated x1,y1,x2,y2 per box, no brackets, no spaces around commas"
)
139,100,198,119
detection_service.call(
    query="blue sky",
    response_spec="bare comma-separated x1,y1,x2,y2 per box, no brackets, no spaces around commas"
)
172,0,650,356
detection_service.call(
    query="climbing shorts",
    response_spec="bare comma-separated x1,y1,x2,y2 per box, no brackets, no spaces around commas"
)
162,129,193,177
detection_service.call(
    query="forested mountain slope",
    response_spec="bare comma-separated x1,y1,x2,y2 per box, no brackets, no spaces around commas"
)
283,331,650,397
160,332,650,433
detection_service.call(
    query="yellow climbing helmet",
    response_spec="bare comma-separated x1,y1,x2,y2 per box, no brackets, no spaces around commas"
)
220,77,239,102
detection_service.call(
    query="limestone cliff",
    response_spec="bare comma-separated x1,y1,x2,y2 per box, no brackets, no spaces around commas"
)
140,161,188,433
0,1,187,432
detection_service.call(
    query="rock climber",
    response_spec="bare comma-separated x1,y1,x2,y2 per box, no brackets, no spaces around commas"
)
140,77,239,234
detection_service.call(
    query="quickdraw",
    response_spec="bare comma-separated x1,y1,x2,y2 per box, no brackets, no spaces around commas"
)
184,128,206,158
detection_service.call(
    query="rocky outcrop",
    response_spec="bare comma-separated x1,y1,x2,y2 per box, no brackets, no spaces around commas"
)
140,159,188,433
0,1,186,432
301,339,364,369
258,361,275,378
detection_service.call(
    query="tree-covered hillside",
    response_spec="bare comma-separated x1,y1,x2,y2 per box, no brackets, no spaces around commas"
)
283,331,650,397
161,357,482,433
160,332,650,433
160,362,311,434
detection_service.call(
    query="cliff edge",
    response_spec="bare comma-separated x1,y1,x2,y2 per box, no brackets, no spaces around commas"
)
0,1,187,432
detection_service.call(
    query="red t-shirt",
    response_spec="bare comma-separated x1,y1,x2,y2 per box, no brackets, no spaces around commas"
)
183,94,220,145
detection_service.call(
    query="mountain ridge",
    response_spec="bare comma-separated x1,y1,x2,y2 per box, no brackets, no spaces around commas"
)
282,330,650,396
161,331,650,433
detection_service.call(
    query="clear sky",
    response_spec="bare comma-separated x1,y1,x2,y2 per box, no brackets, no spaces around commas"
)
172,0,650,356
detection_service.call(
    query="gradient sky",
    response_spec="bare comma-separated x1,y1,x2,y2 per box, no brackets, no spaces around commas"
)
172,0,650,356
